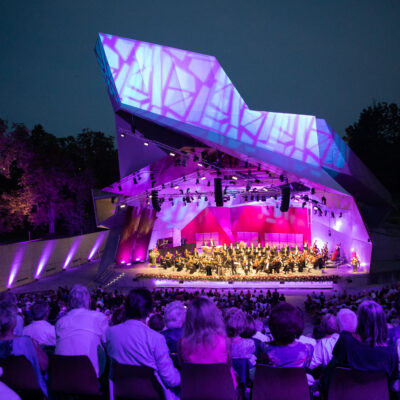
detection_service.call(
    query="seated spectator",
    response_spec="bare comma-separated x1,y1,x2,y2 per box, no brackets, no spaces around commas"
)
0,380,21,400
0,301,48,397
106,288,180,400
0,293,24,336
253,319,271,343
162,301,186,353
23,301,56,347
261,302,313,369
225,308,256,366
149,313,165,332
180,296,237,387
309,313,339,369
336,308,358,333
55,284,108,377
324,300,399,393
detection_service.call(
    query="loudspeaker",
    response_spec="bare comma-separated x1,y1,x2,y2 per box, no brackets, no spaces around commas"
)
151,190,161,212
214,178,223,207
280,185,290,212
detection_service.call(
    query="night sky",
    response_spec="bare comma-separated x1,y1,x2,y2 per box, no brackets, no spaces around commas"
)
1,1,399,139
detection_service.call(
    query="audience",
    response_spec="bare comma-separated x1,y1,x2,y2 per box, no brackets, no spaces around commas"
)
55,284,108,377
22,301,56,347
106,288,180,400
0,282,398,398
162,301,186,353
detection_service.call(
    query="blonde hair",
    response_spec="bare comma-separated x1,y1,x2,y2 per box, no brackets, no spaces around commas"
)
183,297,226,351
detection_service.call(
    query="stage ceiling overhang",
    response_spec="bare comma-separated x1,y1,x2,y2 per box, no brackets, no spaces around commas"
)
95,33,392,227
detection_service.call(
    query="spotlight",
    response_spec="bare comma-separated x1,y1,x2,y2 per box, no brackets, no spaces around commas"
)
119,204,126,209
313,206,318,210
174,185,179,189
169,152,176,157
231,176,238,180
120,133,125,138
294,198,299,203
262,187,268,192
201,176,206,180
197,163,203,167
144,141,149,146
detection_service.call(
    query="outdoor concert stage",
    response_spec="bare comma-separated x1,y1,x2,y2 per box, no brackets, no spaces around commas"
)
116,260,369,290
93,33,392,288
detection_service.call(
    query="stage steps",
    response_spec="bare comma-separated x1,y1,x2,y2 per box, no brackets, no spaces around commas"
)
94,266,125,288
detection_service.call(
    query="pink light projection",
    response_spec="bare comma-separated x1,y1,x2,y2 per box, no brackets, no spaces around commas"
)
88,231,107,260
63,236,82,269
8,246,26,288
35,240,56,278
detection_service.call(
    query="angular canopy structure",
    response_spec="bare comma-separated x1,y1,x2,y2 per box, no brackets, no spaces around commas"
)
95,32,392,272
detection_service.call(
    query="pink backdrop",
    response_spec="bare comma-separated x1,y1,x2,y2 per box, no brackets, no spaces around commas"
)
181,205,311,246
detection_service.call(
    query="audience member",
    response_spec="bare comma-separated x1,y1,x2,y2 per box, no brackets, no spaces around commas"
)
162,301,186,353
324,300,399,393
0,301,48,397
106,288,180,400
0,292,24,336
261,302,313,368
55,284,108,377
225,307,256,366
336,308,358,333
149,313,165,332
23,301,56,347
309,313,339,369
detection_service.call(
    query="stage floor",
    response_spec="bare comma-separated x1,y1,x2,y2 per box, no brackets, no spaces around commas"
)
115,261,368,290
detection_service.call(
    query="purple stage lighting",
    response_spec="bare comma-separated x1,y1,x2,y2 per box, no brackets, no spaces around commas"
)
63,236,82,269
8,246,25,288
88,231,107,260
35,240,56,279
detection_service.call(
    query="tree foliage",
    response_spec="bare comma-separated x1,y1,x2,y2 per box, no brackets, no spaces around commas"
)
345,102,400,198
0,120,118,240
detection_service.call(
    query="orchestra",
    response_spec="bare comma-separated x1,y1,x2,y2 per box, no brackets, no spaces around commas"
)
158,241,331,277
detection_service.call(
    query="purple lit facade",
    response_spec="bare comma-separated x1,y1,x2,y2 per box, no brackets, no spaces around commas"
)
95,33,393,273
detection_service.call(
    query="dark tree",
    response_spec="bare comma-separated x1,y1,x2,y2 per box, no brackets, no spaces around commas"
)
345,102,400,202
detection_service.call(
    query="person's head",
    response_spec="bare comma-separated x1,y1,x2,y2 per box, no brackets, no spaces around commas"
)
336,308,358,333
148,313,165,332
69,284,90,310
164,301,186,329
357,300,387,347
241,314,257,338
320,313,339,335
31,301,49,321
0,301,18,338
224,307,248,338
183,297,225,347
125,288,153,320
254,319,264,333
0,292,17,305
269,302,304,345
